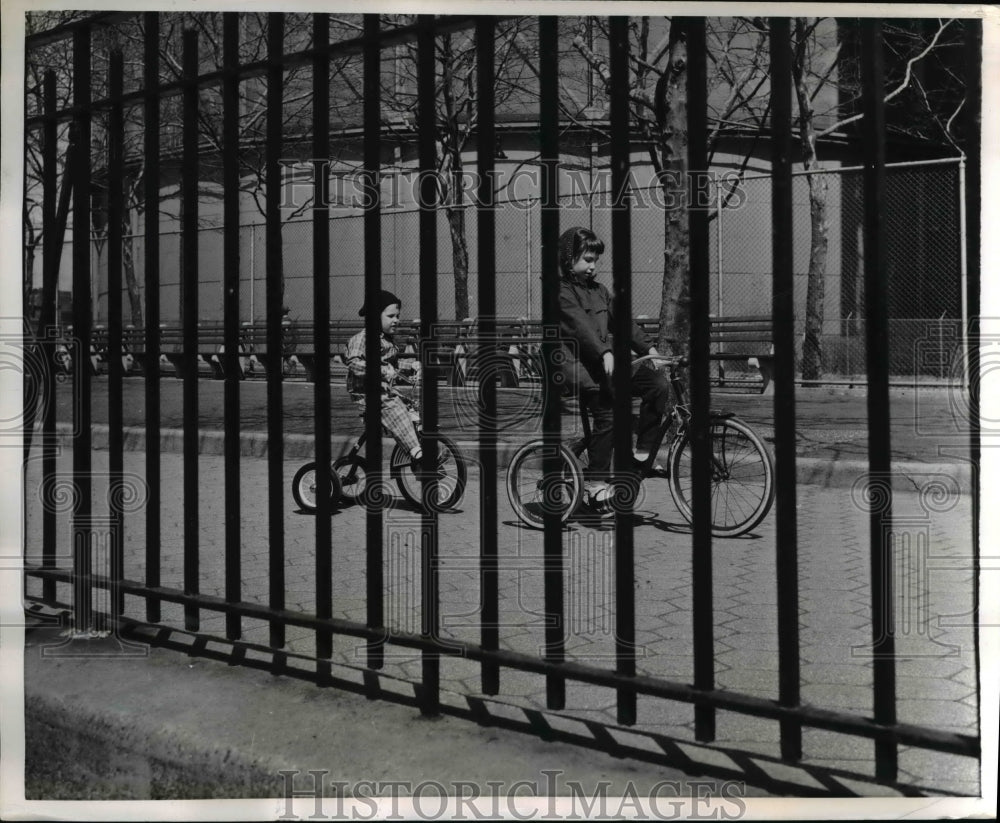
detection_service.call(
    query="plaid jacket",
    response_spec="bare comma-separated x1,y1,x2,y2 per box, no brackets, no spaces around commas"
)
345,329,399,394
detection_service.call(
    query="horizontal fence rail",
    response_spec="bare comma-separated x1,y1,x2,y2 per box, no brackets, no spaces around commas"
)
22,10,980,793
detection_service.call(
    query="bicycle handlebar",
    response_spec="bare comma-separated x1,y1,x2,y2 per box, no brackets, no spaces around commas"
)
388,368,420,389
631,353,688,369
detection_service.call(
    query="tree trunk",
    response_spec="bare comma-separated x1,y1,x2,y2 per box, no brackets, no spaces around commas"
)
122,208,144,327
439,34,470,322
447,203,470,320
122,233,144,327
801,171,829,379
656,22,689,356
793,18,830,381
23,217,38,329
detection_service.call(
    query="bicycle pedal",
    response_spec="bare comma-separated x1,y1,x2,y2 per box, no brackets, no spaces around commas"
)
583,500,615,519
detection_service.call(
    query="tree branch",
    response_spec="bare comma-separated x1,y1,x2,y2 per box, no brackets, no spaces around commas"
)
571,34,654,112
816,18,956,138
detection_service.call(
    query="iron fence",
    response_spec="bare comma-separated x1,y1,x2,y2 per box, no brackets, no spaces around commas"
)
21,11,980,792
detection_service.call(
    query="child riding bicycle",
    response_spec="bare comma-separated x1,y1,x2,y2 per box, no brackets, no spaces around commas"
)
556,226,672,508
345,289,423,471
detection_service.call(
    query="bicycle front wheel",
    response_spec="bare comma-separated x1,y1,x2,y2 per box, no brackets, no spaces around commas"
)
333,455,367,504
668,416,774,537
292,461,343,514
393,434,467,512
506,441,584,528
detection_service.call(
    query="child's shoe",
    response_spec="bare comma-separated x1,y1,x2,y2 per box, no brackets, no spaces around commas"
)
584,482,615,517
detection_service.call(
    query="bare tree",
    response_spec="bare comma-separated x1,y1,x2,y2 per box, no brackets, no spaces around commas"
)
570,15,966,375
25,11,365,324
23,11,85,329
569,17,770,355
380,16,533,320
788,16,965,379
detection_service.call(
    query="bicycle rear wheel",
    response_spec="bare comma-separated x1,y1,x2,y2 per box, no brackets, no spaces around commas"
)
668,416,774,537
393,433,467,512
506,441,584,528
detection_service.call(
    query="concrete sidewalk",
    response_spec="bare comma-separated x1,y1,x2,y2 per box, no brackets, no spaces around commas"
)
17,444,982,803
69,422,975,493
54,377,975,466
16,622,977,812
46,376,977,494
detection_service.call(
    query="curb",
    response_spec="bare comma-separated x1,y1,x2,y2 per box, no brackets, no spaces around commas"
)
23,631,724,802
52,424,974,493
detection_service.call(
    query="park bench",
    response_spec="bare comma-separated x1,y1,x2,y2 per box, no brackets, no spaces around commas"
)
289,320,423,383
97,314,775,393
708,315,775,393
124,325,248,379
634,315,774,393
396,319,470,384
450,318,526,389
88,325,135,375
161,325,224,379
292,321,362,383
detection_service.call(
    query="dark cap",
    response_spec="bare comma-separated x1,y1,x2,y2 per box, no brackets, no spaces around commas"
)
359,289,402,317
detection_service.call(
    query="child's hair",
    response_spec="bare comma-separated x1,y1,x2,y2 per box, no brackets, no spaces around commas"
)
359,289,402,317
558,226,605,275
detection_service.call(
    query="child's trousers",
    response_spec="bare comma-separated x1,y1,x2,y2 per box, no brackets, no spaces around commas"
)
581,366,671,479
350,392,422,459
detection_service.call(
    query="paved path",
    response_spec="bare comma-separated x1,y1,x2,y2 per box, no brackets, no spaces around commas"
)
53,377,974,465
22,443,981,796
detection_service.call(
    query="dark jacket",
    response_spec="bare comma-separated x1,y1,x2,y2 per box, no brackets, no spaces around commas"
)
557,271,652,394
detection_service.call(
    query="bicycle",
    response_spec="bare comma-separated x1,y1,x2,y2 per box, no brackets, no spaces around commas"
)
292,372,468,514
505,354,775,537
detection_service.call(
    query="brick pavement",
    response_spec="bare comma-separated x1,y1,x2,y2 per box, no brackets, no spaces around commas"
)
22,443,981,796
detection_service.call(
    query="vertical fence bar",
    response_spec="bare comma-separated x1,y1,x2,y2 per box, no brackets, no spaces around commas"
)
539,14,565,711
417,14,441,716
476,16,500,696
957,159,969,389
716,178,724,318
143,13,162,624
41,71,58,604
769,16,802,761
609,14,636,727
860,18,897,783
686,17,715,743
222,13,242,641
363,13,385,673
962,16,982,745
181,29,200,632
71,24,93,632
525,204,533,321
108,50,126,618
266,13,286,650
313,13,333,664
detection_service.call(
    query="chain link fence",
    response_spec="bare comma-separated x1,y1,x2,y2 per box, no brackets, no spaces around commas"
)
30,157,964,381
721,159,964,379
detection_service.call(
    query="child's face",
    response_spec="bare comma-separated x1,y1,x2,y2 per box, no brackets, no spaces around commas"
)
381,304,401,335
571,250,599,279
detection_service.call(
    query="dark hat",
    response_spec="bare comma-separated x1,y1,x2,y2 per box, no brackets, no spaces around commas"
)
359,289,402,317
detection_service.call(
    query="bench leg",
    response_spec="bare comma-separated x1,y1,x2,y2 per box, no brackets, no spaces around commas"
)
164,353,185,379
297,354,315,383
748,356,775,395
208,355,226,380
